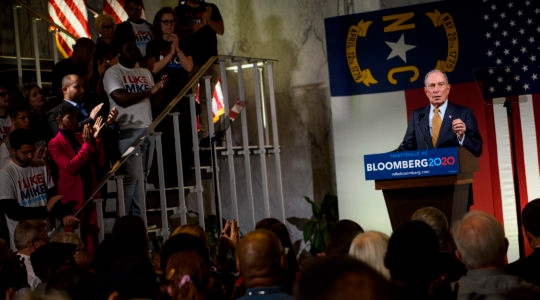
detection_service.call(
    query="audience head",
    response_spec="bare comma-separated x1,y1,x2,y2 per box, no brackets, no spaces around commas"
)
124,0,144,22
14,220,48,252
119,40,142,68
72,37,95,64
295,255,395,300
112,215,149,252
46,266,97,300
522,198,540,239
325,219,364,256
61,74,84,102
53,232,88,269
255,218,298,293
384,220,439,290
54,102,79,131
255,218,297,268
96,253,158,300
453,210,507,269
236,229,285,287
171,223,209,248
21,83,45,112
152,7,176,40
30,242,77,283
8,104,31,131
348,230,390,279
160,233,209,273
411,206,451,250
8,128,36,167
165,251,210,300
94,14,116,38
0,85,10,109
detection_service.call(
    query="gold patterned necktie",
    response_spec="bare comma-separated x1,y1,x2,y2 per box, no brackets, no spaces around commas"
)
432,107,441,147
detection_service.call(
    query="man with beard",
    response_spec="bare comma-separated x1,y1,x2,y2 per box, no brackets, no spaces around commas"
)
0,129,67,250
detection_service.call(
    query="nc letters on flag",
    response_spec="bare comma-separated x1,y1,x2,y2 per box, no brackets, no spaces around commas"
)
325,1,490,97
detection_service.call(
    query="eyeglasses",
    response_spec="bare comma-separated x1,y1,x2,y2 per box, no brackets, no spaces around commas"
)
161,20,175,24
0,92,8,97
426,82,448,91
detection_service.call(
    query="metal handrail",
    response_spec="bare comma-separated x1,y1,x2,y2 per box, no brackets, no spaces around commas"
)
76,56,220,216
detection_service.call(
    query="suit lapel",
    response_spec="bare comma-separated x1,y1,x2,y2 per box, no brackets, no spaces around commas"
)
420,106,433,148
437,102,456,147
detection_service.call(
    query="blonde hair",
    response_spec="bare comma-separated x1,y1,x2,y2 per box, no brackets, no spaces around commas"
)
94,13,116,34
348,231,390,279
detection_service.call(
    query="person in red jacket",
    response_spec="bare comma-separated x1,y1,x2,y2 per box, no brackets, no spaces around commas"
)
48,103,106,261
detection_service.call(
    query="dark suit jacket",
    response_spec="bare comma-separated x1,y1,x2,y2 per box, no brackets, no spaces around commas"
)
397,101,482,157
506,247,540,286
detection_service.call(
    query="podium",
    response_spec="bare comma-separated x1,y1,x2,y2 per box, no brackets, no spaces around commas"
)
364,147,478,230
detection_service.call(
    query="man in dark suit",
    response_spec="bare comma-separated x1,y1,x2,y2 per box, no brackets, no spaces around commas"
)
47,74,103,135
397,69,482,157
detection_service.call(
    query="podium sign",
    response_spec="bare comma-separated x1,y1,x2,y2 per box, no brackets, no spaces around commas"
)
364,148,460,180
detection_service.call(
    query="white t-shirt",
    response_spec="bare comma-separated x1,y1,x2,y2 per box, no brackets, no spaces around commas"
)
103,63,154,130
0,160,54,250
131,20,152,57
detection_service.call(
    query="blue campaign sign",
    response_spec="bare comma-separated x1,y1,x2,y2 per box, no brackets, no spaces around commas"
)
364,147,460,180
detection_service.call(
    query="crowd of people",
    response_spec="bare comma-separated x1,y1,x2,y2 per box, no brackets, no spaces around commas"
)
3,0,540,299
2,204,540,300
0,0,224,263
0,0,226,298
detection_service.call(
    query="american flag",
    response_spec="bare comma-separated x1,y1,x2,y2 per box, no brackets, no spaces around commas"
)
48,0,91,58
103,0,128,24
474,0,540,99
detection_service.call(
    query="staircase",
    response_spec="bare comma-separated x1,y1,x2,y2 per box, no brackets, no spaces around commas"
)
5,1,286,246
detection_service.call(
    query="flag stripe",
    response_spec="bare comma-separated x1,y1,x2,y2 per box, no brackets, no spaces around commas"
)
534,94,540,178
493,97,519,262
521,95,540,256
49,1,89,37
48,0,90,57
104,0,128,24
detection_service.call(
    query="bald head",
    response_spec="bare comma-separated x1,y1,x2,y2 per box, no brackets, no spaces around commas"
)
236,229,284,284
61,74,84,102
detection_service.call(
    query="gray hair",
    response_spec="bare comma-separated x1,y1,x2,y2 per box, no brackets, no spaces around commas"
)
424,69,449,86
14,220,47,250
453,211,507,269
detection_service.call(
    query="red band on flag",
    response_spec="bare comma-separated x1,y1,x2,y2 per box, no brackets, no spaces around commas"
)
48,0,90,57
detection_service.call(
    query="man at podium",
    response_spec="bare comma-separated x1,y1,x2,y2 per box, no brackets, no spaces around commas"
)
397,69,482,157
